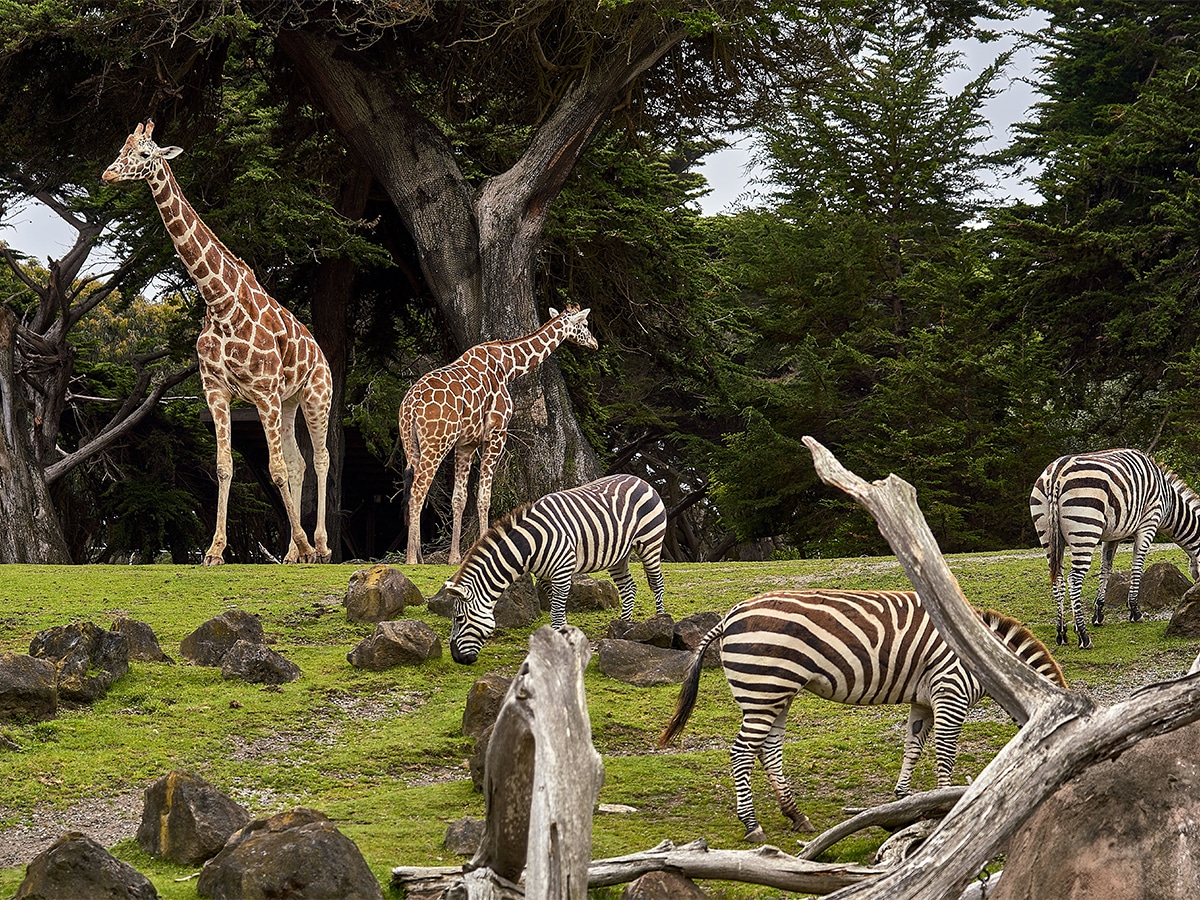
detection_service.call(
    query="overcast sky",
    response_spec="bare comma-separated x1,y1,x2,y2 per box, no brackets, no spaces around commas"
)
3,10,1049,266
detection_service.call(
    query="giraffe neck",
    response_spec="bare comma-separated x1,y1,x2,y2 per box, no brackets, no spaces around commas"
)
147,162,254,320
494,319,568,382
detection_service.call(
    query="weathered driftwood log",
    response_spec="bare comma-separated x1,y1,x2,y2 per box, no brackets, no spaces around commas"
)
392,840,883,897
801,437,1200,900
797,786,966,861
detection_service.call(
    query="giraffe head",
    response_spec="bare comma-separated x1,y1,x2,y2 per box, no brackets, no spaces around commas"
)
102,121,184,184
549,302,598,350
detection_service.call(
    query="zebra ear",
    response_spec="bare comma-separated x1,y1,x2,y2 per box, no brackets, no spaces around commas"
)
443,581,467,599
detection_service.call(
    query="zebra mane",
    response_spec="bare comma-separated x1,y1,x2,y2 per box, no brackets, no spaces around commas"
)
456,500,536,572
1161,465,1200,514
977,608,1067,689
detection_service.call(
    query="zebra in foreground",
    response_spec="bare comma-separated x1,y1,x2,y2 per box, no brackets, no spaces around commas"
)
445,474,667,664
658,589,1065,842
1029,448,1200,649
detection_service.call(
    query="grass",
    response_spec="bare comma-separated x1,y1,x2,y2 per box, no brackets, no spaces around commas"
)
0,548,1197,899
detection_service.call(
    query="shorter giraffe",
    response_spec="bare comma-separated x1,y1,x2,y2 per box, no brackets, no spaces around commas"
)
103,122,333,565
399,304,598,565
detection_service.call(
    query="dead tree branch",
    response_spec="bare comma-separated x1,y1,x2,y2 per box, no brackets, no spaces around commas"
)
797,786,967,862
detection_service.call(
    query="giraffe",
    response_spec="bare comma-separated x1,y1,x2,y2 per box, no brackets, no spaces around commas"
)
102,121,332,566
399,304,598,565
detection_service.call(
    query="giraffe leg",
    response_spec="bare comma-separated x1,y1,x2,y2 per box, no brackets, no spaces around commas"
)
279,399,314,563
447,444,475,567
474,424,508,549
406,447,449,565
259,398,316,563
301,388,332,563
203,393,234,566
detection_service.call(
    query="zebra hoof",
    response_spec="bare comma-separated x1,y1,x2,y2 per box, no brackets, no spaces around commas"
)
1079,635,1094,650
743,826,767,843
1055,631,1068,647
791,814,816,834
1130,610,1143,623
1091,614,1104,627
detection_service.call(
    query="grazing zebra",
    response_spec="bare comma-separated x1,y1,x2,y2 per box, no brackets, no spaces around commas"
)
658,589,1065,842
1029,448,1200,649
445,474,667,664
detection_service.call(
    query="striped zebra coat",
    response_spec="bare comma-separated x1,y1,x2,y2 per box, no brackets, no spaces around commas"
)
658,589,1065,842
1029,448,1200,649
445,474,667,664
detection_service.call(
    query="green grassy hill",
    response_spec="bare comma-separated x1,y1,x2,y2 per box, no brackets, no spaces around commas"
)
0,551,1196,898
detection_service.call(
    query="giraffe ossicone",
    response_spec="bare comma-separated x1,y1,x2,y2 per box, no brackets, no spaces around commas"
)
399,304,598,565
103,121,333,566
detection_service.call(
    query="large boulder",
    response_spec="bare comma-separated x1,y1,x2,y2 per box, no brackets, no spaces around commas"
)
536,574,621,615
181,610,265,666
111,617,173,664
0,652,57,722
1166,580,1200,638
220,640,301,685
346,620,442,670
605,613,675,648
1102,561,1192,615
13,831,157,899
462,672,512,740
595,639,693,686
991,718,1200,900
443,817,485,856
495,574,541,628
196,808,383,900
673,611,723,667
622,870,709,899
30,621,129,702
343,565,423,622
137,770,251,865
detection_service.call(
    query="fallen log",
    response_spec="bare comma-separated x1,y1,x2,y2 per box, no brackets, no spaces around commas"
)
797,786,967,861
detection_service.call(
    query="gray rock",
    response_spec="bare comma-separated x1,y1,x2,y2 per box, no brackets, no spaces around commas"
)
1102,561,1192,615
181,610,265,667
197,808,383,900
14,831,157,899
343,565,423,622
606,613,675,648
444,817,485,856
595,639,694,686
30,621,129,702
495,574,541,628
673,611,723,668
622,870,709,899
537,574,621,614
111,616,173,664
0,652,57,722
346,620,442,670
1166,581,1200,638
137,770,251,865
220,640,301,685
462,672,512,740
991,718,1200,900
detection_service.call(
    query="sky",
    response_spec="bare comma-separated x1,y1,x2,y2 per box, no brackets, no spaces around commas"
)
2,10,1049,267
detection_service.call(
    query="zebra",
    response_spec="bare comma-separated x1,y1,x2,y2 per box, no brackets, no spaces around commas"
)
658,589,1065,842
1029,448,1200,649
444,473,667,664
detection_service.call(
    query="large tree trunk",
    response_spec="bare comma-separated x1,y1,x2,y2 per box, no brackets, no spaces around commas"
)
0,306,71,563
278,24,684,505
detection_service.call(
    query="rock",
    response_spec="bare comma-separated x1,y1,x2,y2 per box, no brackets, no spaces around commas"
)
0,652,57,722
1166,581,1200,638
462,672,512,740
991,718,1200,900
468,723,493,792
181,610,265,666
13,830,158,899
595,639,694,686
495,574,541,628
346,620,442,670
196,808,383,900
443,817,485,856
1103,561,1194,616
622,870,709,899
537,574,621,614
673,611,723,667
343,565,423,622
220,640,301,685
605,613,675,647
137,770,251,865
111,617,173,664
426,588,454,618
30,621,130,702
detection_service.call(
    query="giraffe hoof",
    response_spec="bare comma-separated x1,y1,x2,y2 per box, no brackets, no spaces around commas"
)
202,555,225,567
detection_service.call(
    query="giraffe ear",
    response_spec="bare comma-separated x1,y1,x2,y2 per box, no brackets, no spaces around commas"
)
549,307,559,318
158,146,184,160
577,307,591,320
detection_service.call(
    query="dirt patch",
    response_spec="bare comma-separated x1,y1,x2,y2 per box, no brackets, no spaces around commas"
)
0,791,143,870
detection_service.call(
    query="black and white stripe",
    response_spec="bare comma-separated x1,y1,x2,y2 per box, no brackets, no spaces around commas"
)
659,589,1064,841
1029,448,1200,649
446,474,667,664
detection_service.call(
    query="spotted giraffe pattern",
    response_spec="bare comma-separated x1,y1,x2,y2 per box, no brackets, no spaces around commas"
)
399,304,598,565
103,121,333,565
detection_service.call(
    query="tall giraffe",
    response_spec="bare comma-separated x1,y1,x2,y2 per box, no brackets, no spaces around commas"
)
400,304,598,565
102,122,332,565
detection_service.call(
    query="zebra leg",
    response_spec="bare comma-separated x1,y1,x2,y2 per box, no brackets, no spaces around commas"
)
609,559,638,621
895,705,933,798
642,554,666,616
930,692,968,789
1093,540,1116,626
730,707,782,842
1067,557,1093,649
758,703,815,834
1052,570,1069,646
1127,529,1154,623
549,570,572,630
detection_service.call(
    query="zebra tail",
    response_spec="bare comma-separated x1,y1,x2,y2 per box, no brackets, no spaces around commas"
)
658,620,723,748
1047,482,1064,583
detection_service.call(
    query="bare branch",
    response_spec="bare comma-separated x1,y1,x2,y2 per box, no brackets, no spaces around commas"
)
798,787,967,861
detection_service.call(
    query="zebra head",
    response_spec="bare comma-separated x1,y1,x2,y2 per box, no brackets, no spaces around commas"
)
446,581,496,665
